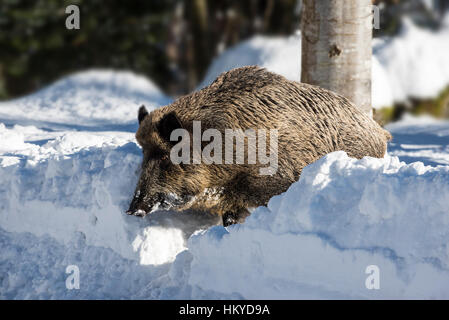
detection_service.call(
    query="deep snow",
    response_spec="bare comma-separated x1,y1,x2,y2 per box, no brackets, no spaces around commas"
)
1,20,449,298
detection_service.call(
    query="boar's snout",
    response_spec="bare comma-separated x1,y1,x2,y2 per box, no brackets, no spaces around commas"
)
126,189,150,217
126,187,194,217
126,189,176,217
126,203,149,217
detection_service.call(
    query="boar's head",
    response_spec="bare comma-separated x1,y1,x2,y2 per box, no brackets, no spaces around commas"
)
126,105,203,217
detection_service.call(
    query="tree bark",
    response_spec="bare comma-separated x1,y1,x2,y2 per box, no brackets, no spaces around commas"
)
301,0,373,117
185,0,210,91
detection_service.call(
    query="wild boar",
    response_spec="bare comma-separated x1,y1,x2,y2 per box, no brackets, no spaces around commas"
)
126,66,391,226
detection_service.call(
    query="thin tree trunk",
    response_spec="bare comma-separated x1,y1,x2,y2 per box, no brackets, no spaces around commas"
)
301,0,373,117
185,0,210,91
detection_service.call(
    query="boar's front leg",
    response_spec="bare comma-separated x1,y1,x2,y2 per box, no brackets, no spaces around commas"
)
222,208,250,227
220,173,295,226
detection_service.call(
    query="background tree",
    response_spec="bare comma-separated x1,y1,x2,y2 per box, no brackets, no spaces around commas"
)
0,0,447,101
0,0,301,99
0,0,174,99
301,0,373,117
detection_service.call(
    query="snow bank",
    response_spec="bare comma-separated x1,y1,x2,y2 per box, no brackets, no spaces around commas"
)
0,120,220,298
0,123,221,267
199,15,449,109
2,114,449,298
0,70,171,129
187,152,449,299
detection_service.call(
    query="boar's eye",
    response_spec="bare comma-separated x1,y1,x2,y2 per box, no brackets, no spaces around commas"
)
160,155,171,170
146,146,168,161
157,112,183,143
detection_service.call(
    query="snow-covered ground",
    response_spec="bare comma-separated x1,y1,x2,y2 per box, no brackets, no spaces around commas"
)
1,17,449,298
0,70,171,131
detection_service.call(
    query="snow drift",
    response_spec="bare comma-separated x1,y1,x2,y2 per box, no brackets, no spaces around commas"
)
2,125,449,298
188,152,449,299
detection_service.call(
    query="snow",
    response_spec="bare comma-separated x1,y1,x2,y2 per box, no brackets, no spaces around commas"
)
0,70,171,130
200,14,449,109
374,17,449,104
198,35,302,89
1,26,449,299
386,114,449,166
188,151,449,299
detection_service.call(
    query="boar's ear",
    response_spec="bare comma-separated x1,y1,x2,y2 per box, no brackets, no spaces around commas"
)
138,105,149,125
157,111,183,142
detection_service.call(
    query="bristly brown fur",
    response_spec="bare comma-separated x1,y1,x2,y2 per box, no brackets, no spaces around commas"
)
131,66,392,226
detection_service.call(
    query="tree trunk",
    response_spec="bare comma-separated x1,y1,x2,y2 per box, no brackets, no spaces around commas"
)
185,0,210,91
301,0,373,117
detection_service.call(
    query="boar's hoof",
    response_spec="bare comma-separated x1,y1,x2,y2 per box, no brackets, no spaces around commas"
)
222,211,239,227
222,208,251,227
126,209,148,217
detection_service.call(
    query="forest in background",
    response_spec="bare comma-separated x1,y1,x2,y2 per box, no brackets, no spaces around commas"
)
0,0,448,101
